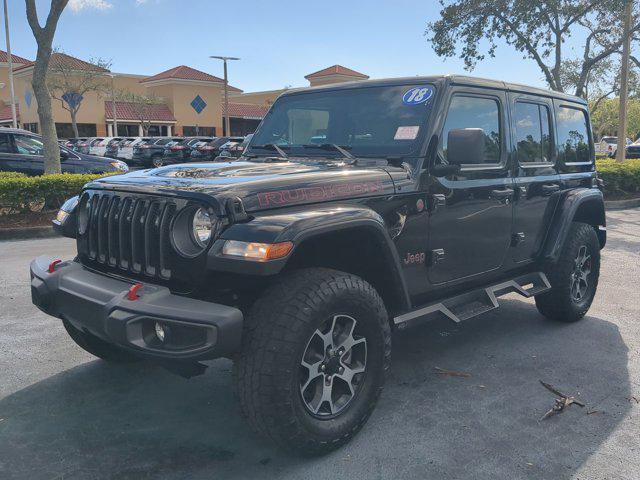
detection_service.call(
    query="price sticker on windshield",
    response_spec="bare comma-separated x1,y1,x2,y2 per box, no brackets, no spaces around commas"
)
402,86,434,105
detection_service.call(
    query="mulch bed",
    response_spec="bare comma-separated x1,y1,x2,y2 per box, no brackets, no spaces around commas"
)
0,211,56,229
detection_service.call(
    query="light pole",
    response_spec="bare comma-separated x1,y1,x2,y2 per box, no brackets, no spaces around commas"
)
107,73,118,136
3,0,17,128
210,55,239,136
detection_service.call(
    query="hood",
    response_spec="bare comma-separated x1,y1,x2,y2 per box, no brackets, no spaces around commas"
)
87,160,397,213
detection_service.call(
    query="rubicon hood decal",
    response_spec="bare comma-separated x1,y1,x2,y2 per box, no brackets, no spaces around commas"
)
257,181,384,208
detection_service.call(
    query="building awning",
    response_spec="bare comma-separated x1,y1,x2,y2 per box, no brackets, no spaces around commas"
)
225,103,269,120
105,101,176,123
0,104,19,123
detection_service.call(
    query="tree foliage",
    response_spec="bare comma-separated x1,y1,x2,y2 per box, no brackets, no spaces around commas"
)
426,0,639,97
47,50,111,138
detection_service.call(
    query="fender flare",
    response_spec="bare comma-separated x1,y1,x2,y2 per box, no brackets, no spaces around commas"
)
207,204,411,311
542,188,606,262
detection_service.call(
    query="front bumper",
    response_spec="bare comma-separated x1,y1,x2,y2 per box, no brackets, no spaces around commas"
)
30,256,243,361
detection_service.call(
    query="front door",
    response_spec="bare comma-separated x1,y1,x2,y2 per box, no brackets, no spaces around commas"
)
509,94,560,263
427,89,514,285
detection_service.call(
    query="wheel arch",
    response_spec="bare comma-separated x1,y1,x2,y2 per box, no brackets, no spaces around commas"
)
542,188,606,262
209,204,411,316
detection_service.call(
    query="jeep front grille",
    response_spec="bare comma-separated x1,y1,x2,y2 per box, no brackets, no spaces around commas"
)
78,191,177,280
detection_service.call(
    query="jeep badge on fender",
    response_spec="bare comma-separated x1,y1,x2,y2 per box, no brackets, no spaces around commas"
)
32,75,605,455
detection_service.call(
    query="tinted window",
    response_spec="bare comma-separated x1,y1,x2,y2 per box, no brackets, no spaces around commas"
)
557,106,590,163
14,135,44,155
0,133,11,153
442,95,501,164
514,102,552,163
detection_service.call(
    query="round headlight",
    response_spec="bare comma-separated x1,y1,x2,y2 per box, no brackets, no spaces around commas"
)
192,208,213,247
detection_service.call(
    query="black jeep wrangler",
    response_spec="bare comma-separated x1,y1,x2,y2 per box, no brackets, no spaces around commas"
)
31,75,605,455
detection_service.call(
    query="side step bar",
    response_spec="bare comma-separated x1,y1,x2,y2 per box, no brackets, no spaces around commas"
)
394,272,551,326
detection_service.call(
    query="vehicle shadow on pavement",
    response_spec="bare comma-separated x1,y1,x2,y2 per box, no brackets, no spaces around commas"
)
0,299,631,480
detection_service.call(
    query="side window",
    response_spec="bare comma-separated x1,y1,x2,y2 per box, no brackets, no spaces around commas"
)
0,133,12,153
442,95,501,164
514,102,553,163
14,135,44,156
556,106,590,163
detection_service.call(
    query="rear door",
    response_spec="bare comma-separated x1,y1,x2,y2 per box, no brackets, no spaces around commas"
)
427,88,514,284
509,93,560,263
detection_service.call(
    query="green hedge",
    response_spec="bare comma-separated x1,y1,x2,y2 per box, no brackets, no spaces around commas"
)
0,173,115,214
596,159,640,199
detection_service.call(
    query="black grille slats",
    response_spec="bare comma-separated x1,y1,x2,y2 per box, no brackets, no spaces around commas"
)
80,192,176,280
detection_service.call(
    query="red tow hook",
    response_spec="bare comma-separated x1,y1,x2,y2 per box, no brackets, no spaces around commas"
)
127,282,144,301
48,259,62,273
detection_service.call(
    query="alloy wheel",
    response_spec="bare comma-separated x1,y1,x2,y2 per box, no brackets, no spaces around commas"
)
299,314,367,418
570,245,592,303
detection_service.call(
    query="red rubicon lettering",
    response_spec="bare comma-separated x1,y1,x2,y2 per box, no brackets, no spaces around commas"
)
257,181,384,207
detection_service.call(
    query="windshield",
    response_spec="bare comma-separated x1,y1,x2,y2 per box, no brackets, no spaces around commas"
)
250,84,435,161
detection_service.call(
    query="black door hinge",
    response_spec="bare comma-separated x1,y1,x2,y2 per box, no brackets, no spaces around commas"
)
430,248,445,265
511,232,526,246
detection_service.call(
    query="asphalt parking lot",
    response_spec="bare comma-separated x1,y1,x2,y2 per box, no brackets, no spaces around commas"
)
0,208,638,480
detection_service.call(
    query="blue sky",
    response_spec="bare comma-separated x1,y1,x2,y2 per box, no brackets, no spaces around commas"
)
7,0,592,92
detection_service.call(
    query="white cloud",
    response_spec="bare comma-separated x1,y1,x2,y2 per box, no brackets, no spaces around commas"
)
68,0,113,12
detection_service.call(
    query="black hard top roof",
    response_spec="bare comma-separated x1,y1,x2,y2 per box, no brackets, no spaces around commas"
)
280,74,587,105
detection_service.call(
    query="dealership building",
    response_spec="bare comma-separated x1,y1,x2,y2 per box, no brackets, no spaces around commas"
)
0,50,369,138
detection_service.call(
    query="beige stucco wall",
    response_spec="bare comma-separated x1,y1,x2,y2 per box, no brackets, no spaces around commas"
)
231,89,285,107
147,81,223,135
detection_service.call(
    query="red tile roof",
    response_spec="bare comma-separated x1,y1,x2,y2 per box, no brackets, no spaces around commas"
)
105,101,176,122
14,52,110,73
305,65,369,80
0,103,19,122
140,65,243,91
0,50,31,65
225,103,269,119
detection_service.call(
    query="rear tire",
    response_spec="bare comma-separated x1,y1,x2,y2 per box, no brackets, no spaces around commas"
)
233,268,391,455
535,222,600,322
63,319,140,363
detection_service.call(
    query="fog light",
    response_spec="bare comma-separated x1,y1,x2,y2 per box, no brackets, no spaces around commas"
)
154,322,167,342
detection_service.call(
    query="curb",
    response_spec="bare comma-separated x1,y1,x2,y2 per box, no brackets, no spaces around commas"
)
0,226,60,242
605,197,640,210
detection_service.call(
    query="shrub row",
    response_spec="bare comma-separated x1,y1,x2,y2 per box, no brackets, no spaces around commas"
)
0,173,114,214
596,159,640,199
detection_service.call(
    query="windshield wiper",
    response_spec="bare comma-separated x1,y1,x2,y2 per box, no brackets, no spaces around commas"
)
249,143,288,158
302,143,355,160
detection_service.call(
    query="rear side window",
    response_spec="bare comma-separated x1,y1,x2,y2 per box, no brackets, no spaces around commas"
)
514,102,552,163
442,95,501,164
557,106,591,163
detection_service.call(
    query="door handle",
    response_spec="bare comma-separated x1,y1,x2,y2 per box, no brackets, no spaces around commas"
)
491,188,514,203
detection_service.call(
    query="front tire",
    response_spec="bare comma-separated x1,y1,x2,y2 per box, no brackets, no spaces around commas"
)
63,319,140,363
536,222,600,322
151,155,164,167
233,268,391,455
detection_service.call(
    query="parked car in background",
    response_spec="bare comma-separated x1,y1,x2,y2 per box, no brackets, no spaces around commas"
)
105,137,135,159
0,129,128,175
116,137,148,161
76,137,104,155
130,137,182,167
90,137,121,157
65,137,88,151
597,136,631,156
190,136,244,161
619,139,640,159
162,137,213,164
217,134,253,159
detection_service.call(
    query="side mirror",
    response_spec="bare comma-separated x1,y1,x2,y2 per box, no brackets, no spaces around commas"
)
447,128,485,165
